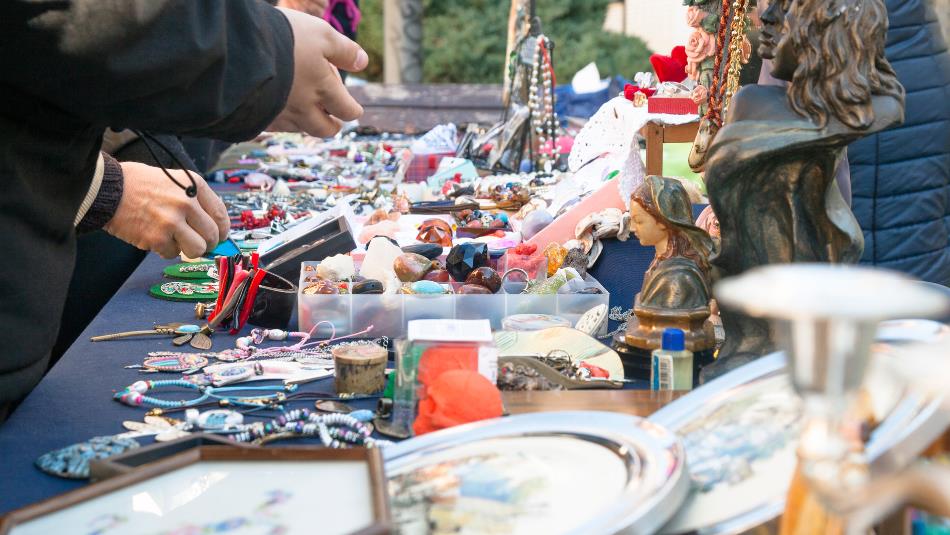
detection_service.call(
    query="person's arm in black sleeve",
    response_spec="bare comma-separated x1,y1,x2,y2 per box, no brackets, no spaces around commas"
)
0,0,294,141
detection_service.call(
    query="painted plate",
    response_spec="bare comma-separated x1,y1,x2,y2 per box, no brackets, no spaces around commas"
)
384,411,688,535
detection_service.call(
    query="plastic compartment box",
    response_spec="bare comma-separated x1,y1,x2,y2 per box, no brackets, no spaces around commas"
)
298,261,609,339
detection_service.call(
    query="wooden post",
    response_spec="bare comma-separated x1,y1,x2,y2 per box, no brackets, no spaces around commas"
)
503,0,520,105
383,0,423,84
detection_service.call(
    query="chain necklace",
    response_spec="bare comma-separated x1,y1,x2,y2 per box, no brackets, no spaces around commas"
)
723,0,750,118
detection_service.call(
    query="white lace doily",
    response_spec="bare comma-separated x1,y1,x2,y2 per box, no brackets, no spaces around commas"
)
568,96,699,209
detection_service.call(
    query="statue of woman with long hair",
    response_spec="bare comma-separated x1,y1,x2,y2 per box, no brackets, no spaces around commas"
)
704,0,905,377
624,175,717,368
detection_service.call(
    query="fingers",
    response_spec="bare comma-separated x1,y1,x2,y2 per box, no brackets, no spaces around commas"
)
300,106,344,137
186,204,219,251
323,28,368,72
315,68,363,122
154,234,180,260
195,176,230,242
173,225,209,259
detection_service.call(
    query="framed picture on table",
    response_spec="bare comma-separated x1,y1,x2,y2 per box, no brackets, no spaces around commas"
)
1,446,390,535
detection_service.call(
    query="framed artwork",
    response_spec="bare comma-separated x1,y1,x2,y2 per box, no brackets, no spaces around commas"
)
383,411,689,534
652,323,950,535
1,447,390,535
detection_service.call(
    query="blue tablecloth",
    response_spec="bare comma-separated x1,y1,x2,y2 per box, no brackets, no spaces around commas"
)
0,200,677,514
0,254,373,514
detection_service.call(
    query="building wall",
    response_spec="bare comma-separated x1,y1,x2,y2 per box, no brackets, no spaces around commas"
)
624,0,690,54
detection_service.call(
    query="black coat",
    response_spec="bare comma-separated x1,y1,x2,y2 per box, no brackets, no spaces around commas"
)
0,0,294,413
849,0,950,285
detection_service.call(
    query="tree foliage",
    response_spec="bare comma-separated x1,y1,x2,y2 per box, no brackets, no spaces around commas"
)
356,0,653,84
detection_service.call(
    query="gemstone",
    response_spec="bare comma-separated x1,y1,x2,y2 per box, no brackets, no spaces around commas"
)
411,280,446,294
577,287,603,294
359,237,404,282
522,210,553,239
465,267,502,293
394,253,434,282
303,280,339,295
445,243,489,282
401,243,443,260
352,280,384,294
543,242,568,277
423,269,451,283
458,284,492,295
562,248,589,278
317,254,355,281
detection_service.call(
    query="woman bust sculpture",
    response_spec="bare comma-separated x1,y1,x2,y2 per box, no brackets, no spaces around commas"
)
704,0,905,375
625,176,717,360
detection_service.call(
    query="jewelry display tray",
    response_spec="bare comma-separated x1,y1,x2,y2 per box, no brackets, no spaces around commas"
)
298,260,610,339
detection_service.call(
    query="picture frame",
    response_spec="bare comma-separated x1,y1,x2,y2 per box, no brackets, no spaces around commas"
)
1,446,390,535
87,433,243,482
383,411,689,534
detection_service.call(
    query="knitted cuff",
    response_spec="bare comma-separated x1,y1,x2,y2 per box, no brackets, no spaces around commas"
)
77,153,124,234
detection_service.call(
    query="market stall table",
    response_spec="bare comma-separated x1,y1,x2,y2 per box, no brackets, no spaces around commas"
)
0,254,669,516
0,254,377,514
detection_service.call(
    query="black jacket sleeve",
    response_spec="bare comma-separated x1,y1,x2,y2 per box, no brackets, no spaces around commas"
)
0,0,295,141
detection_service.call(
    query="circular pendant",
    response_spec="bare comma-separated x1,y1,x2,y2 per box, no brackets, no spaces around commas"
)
143,353,209,372
196,409,244,430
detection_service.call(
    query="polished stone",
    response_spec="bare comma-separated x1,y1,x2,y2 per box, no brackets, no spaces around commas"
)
465,267,502,293
352,280,384,294
423,269,451,283
394,253,434,282
445,243,489,282
458,284,492,295
411,280,447,294
401,243,443,260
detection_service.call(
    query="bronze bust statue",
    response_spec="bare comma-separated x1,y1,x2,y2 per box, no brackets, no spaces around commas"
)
625,176,717,357
703,0,905,378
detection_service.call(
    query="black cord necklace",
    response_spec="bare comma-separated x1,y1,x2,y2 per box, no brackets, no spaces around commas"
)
131,130,199,198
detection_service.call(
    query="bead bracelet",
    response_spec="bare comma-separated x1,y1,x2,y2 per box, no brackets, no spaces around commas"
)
114,380,296,409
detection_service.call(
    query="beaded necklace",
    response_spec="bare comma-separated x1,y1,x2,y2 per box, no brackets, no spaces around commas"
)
528,34,558,169
229,408,390,448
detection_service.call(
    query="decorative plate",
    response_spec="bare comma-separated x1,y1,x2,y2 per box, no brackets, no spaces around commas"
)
652,319,950,534
384,411,688,535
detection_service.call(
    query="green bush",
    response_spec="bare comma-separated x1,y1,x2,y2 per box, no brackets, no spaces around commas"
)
356,0,653,84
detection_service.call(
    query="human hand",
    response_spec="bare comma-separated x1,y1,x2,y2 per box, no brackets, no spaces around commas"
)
104,162,230,259
276,0,329,17
269,7,368,137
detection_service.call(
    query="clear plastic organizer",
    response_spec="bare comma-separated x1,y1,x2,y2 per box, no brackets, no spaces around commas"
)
297,260,610,339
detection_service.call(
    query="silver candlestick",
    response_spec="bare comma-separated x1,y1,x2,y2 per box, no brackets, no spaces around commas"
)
715,263,950,530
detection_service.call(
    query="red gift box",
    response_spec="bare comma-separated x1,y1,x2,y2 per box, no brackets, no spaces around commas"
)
647,97,698,115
